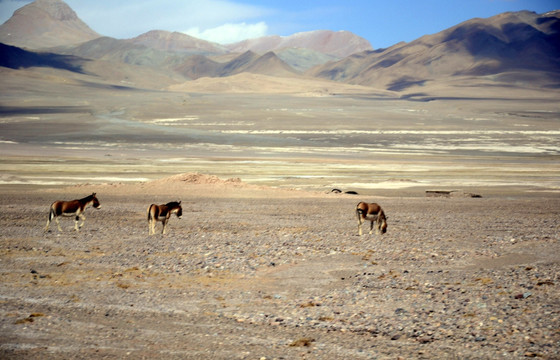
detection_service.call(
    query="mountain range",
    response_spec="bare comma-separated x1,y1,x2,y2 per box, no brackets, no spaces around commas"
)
309,10,560,91
0,0,559,94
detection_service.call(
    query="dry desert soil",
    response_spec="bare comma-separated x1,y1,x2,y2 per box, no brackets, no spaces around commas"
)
0,174,559,359
1,66,559,359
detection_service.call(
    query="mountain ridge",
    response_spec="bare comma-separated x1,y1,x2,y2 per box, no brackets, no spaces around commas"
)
0,0,558,94
307,10,560,91
128,30,227,56
226,30,372,58
0,0,370,59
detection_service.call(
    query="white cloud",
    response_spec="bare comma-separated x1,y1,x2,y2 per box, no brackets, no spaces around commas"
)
185,22,268,44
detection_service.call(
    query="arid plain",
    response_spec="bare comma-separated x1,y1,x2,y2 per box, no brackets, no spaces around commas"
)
1,65,560,359
1,66,559,195
2,1,560,357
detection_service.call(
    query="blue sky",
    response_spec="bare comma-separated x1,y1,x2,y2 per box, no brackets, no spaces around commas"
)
0,0,558,48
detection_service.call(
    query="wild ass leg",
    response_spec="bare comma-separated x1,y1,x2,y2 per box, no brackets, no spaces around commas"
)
45,209,59,232
369,220,374,235
149,218,156,235
45,212,52,232
74,215,80,232
358,218,364,236
78,213,86,229
161,218,168,235
357,214,363,236
54,216,63,232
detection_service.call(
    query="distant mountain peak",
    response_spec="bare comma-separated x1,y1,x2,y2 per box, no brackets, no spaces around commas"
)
0,0,100,49
129,30,226,55
226,30,372,58
27,0,79,21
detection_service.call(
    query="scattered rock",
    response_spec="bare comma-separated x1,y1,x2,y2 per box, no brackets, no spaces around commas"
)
289,337,315,347
425,190,482,198
2,189,558,359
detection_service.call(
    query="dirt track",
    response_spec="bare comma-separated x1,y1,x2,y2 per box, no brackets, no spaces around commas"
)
1,176,559,359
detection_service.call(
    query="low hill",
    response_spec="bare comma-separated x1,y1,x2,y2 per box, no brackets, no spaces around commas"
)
174,51,298,79
274,48,338,72
168,72,385,95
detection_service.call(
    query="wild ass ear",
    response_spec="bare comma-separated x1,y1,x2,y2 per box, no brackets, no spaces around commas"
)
92,192,96,196
178,200,181,204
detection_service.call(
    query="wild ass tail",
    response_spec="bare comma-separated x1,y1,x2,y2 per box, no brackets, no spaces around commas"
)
147,205,153,222
356,203,365,219
45,204,56,231
48,204,56,222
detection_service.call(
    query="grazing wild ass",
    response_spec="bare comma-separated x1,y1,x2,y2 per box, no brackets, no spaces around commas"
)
356,202,387,236
45,193,101,232
147,201,182,235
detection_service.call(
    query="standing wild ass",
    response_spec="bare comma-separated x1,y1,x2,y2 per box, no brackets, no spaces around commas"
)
45,193,101,232
356,202,387,236
147,201,182,235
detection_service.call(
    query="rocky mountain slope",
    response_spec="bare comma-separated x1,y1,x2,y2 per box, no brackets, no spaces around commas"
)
308,10,560,91
0,0,371,79
0,0,558,93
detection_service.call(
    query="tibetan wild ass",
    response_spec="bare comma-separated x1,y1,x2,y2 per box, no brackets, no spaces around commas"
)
45,193,101,232
356,202,387,236
147,201,182,235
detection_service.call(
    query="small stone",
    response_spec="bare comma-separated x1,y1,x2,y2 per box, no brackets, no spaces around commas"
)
395,308,407,315
514,292,532,299
417,336,433,344
289,337,314,347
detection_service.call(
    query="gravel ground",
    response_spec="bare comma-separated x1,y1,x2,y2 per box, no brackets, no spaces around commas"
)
1,177,559,359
